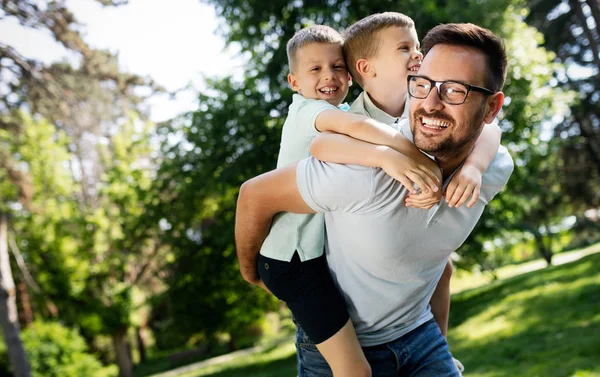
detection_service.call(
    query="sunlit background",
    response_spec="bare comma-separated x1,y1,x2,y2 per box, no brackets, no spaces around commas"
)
0,1,599,377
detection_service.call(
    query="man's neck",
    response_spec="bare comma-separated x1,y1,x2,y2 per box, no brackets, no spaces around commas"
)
437,150,471,180
365,88,406,118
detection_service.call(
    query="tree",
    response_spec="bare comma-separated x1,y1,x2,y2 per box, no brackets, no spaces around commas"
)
1,2,161,376
526,0,600,209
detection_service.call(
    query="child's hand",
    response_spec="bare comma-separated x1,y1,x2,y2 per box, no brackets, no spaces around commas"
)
380,150,440,195
405,189,443,210
445,164,482,208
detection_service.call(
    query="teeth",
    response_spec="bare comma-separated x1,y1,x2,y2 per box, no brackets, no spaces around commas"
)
421,117,450,129
319,87,338,94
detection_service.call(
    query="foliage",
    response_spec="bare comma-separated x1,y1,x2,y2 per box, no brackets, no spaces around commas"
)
151,76,280,350
20,321,117,377
525,0,600,209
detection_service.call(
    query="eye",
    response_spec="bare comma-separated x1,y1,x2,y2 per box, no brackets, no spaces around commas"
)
310,66,320,72
398,45,409,51
333,64,346,70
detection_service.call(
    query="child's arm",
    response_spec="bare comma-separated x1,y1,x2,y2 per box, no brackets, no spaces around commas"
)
315,109,417,158
310,131,441,198
445,121,502,208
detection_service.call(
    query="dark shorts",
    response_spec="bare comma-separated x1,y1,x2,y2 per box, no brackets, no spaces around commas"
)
257,252,349,344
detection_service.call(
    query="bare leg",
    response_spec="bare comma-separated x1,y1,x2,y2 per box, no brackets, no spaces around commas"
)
316,319,372,377
430,259,453,337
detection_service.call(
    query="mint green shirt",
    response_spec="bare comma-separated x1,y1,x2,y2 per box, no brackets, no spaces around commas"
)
259,94,338,262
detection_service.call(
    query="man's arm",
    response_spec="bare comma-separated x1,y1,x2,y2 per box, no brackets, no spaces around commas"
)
235,163,314,285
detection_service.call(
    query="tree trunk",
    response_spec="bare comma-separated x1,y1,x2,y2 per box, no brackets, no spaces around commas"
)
17,283,33,326
112,330,133,377
0,213,32,377
135,326,147,364
532,228,553,266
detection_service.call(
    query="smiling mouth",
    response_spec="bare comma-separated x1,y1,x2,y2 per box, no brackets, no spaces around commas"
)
420,116,450,130
319,86,339,95
408,64,421,72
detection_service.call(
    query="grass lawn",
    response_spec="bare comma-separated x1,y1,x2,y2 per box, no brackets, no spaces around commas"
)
160,249,600,377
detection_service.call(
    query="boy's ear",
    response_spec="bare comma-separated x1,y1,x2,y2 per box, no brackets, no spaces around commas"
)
347,72,353,87
287,73,300,92
356,58,375,80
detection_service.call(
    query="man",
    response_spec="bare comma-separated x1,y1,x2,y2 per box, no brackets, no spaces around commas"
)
235,23,514,376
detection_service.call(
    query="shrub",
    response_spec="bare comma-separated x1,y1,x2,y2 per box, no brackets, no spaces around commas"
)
21,321,117,377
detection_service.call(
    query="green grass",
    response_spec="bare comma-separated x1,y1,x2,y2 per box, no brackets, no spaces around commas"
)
448,252,600,377
161,249,600,377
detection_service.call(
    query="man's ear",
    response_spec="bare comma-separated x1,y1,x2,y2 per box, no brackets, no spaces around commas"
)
356,58,376,80
287,73,300,92
484,92,504,124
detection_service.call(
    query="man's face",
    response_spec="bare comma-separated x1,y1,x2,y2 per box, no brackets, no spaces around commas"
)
409,44,495,158
287,43,351,106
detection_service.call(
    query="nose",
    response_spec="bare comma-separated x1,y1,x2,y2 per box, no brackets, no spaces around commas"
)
422,85,445,112
412,50,423,61
322,66,336,80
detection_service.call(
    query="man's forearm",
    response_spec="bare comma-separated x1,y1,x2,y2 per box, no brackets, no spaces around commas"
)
235,180,273,284
234,164,315,284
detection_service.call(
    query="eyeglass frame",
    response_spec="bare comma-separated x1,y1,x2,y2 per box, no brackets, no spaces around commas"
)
407,74,496,105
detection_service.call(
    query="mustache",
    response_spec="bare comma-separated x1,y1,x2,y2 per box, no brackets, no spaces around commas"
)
413,109,455,124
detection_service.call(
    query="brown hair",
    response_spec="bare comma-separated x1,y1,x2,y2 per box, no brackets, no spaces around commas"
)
286,25,344,72
343,12,415,86
421,23,507,92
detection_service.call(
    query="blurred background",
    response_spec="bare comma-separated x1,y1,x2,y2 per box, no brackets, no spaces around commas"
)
0,1,599,376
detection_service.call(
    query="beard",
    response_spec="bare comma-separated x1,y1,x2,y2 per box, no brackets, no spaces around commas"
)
411,106,486,160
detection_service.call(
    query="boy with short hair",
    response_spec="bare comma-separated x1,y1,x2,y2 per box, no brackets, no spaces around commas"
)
246,24,442,377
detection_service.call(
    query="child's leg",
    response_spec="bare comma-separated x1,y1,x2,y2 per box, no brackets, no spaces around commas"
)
430,259,453,337
258,252,371,377
316,319,371,377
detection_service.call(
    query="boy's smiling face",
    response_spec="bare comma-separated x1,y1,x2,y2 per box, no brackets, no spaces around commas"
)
368,26,422,95
287,42,351,106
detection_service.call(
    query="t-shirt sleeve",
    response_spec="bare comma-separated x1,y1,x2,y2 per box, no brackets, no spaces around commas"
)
479,145,515,204
295,97,338,134
296,157,374,213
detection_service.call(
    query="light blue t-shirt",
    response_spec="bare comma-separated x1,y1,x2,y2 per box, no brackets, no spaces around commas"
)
259,94,338,262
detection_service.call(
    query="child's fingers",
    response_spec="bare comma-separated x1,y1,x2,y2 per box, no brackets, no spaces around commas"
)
447,185,466,207
454,186,474,208
396,174,417,194
405,171,431,194
466,186,480,208
406,169,437,192
445,180,457,201
420,166,441,185
405,197,439,209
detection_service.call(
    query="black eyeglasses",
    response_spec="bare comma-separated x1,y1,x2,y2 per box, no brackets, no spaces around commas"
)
407,75,495,105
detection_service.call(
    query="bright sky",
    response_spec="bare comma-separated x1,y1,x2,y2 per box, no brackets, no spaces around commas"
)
0,0,242,121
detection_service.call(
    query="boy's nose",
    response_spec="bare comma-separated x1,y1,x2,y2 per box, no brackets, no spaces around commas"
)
412,50,423,61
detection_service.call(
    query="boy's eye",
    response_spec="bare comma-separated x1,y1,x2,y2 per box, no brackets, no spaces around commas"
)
333,65,345,70
310,67,320,72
